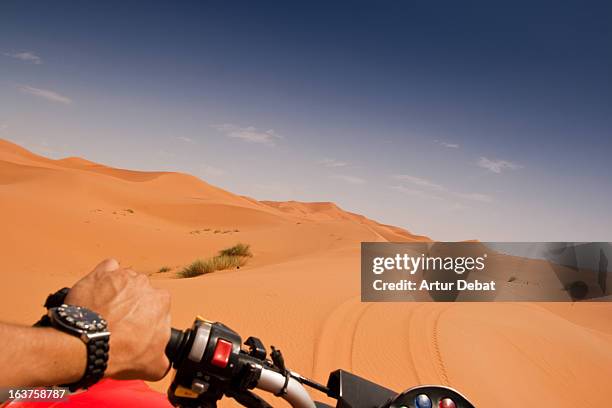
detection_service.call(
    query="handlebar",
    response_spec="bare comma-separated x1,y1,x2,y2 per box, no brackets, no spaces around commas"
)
164,319,319,408
256,367,315,408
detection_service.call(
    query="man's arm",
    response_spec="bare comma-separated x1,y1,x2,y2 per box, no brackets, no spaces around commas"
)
0,258,171,388
0,324,86,387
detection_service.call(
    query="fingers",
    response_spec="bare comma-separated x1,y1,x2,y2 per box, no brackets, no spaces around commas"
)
124,268,140,278
92,260,147,281
94,261,143,282
93,258,120,274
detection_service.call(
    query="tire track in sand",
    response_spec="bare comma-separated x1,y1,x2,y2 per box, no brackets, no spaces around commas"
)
311,297,372,379
312,298,421,386
408,304,453,386
431,306,451,386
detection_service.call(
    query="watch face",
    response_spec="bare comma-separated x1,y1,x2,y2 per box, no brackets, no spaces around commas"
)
53,304,108,333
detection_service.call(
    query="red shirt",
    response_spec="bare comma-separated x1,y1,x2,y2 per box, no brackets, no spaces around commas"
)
4,380,172,408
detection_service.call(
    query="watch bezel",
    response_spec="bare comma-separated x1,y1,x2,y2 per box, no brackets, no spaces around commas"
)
48,304,110,342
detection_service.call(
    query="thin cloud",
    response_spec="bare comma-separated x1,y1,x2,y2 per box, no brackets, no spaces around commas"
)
155,149,175,159
213,124,282,146
450,202,469,211
392,174,446,191
477,157,522,174
177,136,194,143
454,192,493,203
4,51,42,64
19,85,72,104
390,185,442,200
319,158,348,168
434,139,460,149
390,174,493,203
331,174,366,185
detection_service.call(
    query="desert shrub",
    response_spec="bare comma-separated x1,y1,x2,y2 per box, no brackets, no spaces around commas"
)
179,259,215,278
178,244,252,278
218,243,252,258
210,254,247,270
158,266,171,273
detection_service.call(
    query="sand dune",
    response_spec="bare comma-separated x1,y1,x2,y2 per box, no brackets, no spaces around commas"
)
1,138,611,407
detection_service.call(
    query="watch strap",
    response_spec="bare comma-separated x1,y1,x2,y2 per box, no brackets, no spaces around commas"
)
33,287,70,327
66,334,110,391
44,287,70,309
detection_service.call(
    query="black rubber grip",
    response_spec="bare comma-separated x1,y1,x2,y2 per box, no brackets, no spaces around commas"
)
165,327,185,364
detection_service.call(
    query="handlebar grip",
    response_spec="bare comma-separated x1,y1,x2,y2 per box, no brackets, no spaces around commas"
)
165,327,185,364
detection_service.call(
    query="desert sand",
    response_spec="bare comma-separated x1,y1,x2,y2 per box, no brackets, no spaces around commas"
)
1,138,611,407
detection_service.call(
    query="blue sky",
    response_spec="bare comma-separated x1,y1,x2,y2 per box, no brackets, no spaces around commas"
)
1,0,611,240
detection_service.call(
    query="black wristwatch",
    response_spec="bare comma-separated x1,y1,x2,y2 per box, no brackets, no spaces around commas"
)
47,304,111,391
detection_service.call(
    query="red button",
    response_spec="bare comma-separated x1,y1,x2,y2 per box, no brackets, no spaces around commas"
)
439,398,456,408
211,339,232,368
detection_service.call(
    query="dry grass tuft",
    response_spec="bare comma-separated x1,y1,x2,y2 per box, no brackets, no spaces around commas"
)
178,244,252,278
